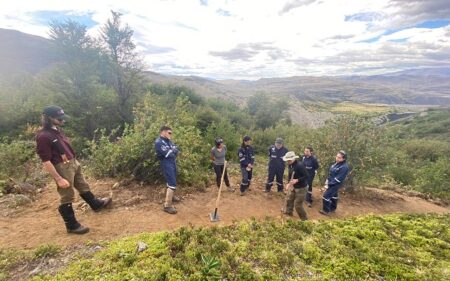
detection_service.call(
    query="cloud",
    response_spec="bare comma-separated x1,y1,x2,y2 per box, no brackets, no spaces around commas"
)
29,10,97,27
386,0,450,28
216,9,231,17
209,42,289,61
139,43,176,55
279,0,319,15
0,0,449,79
209,46,259,61
345,12,383,22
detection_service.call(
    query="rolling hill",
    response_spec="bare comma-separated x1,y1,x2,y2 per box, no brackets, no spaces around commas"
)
1,27,449,105
0,28,56,77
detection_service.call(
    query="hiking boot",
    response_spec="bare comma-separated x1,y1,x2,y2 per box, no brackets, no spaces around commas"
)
240,191,245,196
163,206,177,214
172,195,181,203
307,202,312,208
280,207,293,216
319,210,330,216
94,197,112,212
80,191,112,212
58,203,89,235
67,225,90,234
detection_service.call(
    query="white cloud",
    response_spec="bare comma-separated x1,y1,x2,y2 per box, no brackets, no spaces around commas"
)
0,0,449,79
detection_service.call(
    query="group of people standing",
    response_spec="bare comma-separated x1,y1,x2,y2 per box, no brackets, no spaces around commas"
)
155,126,349,220
36,105,349,235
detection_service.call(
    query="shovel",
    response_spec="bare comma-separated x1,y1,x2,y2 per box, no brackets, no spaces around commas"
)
210,161,227,222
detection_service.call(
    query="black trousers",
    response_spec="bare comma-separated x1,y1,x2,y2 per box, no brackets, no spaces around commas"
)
266,167,285,192
213,164,230,188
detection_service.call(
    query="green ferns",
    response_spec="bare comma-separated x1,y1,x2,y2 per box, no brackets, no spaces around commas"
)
30,214,450,281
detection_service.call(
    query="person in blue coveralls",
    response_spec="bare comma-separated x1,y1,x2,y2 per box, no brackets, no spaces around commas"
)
302,146,319,207
265,138,289,193
155,125,181,214
238,136,254,196
320,150,349,215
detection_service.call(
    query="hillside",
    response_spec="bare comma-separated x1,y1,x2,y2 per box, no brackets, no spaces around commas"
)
145,69,450,106
1,28,449,106
0,29,56,77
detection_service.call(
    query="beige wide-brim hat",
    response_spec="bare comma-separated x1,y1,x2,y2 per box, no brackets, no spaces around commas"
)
282,151,299,161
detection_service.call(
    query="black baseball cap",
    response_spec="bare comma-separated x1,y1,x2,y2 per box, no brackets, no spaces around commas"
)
243,136,252,142
43,105,69,120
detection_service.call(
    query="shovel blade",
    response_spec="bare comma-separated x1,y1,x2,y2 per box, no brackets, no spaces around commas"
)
209,212,220,222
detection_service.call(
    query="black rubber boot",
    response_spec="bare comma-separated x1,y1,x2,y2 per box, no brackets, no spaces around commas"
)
58,203,89,234
80,191,112,212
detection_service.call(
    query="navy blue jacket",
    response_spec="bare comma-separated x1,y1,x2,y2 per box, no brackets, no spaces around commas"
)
268,145,288,169
238,145,254,168
155,136,179,162
327,161,349,187
302,155,319,177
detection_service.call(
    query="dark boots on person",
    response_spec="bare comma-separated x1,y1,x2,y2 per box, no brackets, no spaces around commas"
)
58,203,89,234
80,191,112,212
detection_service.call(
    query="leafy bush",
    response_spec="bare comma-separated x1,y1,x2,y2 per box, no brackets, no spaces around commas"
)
414,157,450,200
88,94,210,187
0,140,46,196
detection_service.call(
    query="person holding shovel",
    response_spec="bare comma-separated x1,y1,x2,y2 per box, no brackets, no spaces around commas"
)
211,138,234,192
281,151,308,220
36,105,112,235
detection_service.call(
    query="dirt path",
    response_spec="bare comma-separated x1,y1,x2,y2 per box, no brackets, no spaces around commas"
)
1,177,448,249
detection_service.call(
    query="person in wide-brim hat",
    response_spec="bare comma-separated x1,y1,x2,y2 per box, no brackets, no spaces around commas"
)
281,151,308,220
282,151,299,162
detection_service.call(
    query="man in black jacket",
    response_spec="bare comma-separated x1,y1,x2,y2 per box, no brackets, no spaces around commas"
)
281,151,308,220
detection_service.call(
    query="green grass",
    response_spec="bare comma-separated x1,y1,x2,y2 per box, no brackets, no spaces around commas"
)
391,108,450,141
302,101,392,115
29,213,450,281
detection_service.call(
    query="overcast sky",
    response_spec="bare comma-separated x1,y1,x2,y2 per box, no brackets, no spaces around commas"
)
1,0,449,79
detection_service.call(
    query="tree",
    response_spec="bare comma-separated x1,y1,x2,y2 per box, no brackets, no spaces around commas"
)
100,11,144,123
46,20,119,141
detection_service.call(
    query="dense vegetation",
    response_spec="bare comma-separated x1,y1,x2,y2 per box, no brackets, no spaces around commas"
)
0,14,448,201
0,12,449,281
13,213,446,281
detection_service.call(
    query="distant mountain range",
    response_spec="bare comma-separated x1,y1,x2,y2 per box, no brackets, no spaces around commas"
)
1,28,449,105
0,28,56,77
145,69,450,105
